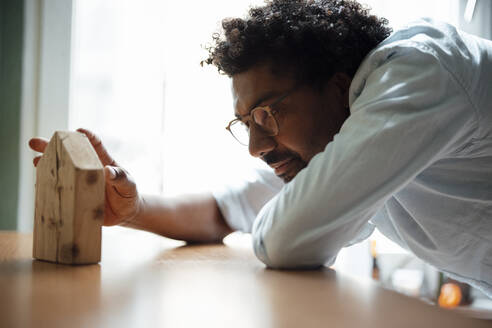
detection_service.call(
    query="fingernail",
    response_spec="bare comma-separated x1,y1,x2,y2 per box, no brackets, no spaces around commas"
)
107,167,116,180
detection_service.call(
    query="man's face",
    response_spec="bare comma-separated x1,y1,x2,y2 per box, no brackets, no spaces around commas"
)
232,64,351,182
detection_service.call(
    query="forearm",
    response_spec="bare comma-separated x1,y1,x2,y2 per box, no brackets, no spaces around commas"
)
121,193,233,243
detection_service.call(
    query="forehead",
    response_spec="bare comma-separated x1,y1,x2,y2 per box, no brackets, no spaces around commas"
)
231,64,295,116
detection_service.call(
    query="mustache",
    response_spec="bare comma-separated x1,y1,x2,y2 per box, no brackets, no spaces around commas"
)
262,150,301,166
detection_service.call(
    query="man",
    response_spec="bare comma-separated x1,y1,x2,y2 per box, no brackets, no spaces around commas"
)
30,0,492,296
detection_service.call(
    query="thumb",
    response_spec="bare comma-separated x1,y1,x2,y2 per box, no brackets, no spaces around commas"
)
104,165,137,198
105,165,118,180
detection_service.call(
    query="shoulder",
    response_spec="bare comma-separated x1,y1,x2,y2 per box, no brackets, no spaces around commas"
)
349,18,487,106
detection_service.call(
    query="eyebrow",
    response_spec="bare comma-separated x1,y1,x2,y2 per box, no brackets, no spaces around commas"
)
234,91,280,119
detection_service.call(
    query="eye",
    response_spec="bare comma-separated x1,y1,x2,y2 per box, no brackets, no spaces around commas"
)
252,108,269,125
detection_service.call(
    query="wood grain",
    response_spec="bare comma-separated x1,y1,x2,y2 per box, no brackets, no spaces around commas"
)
33,131,104,264
1,229,491,328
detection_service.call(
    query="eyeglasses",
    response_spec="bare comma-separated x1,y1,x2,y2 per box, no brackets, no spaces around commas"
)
225,89,295,146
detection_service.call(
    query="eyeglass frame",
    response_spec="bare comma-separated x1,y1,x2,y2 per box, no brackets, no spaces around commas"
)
225,88,297,146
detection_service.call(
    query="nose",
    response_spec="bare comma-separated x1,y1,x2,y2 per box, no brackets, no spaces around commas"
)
248,124,276,158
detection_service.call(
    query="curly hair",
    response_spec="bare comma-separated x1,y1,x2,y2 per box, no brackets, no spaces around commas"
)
203,0,392,86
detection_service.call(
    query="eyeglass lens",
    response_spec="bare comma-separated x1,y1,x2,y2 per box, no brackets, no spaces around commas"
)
230,108,278,145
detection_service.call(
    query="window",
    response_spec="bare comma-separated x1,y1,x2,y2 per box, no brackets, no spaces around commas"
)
70,0,266,197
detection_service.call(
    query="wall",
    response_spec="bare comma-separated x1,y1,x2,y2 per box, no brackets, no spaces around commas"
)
0,0,24,230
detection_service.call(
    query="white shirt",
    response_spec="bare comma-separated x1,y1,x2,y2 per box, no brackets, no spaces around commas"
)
213,19,492,297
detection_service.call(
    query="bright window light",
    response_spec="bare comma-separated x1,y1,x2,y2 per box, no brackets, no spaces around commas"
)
71,0,266,197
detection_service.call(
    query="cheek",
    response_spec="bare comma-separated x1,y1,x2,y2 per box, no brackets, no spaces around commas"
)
275,95,336,162
276,115,319,160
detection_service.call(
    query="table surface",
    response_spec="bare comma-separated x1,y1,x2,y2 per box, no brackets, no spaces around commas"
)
1,228,490,328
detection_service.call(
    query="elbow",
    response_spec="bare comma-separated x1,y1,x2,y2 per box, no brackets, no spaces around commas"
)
252,229,326,270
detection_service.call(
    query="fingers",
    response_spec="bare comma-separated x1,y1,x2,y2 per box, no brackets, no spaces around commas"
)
29,137,49,153
103,192,120,226
105,165,118,180
30,130,118,169
103,165,140,226
77,128,117,167
30,138,47,167
33,155,42,167
104,165,137,198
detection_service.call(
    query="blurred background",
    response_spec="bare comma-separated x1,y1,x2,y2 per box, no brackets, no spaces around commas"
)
1,0,491,314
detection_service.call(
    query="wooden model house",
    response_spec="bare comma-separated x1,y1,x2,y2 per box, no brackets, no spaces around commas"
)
33,131,105,264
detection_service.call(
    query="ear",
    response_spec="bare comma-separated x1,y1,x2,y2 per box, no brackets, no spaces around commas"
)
330,72,352,108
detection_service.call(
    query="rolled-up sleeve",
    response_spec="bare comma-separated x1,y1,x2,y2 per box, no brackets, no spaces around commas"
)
252,43,477,269
212,168,284,232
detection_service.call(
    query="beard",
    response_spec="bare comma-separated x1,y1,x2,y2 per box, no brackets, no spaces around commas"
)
262,149,307,183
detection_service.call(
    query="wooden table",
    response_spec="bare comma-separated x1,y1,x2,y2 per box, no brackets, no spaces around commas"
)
1,228,490,328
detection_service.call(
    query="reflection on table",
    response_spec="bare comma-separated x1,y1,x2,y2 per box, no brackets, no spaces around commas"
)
0,228,490,328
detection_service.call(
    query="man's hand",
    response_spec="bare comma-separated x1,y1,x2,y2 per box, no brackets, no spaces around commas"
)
29,128,142,226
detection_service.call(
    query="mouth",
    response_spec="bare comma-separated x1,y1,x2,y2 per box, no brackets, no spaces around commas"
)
270,158,294,176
